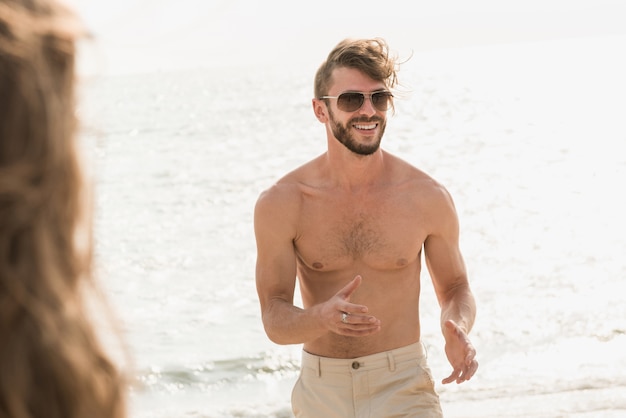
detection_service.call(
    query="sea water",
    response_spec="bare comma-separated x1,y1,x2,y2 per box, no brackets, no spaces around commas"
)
79,35,626,417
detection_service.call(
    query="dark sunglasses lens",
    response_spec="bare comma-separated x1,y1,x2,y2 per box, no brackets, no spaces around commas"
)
372,92,393,111
337,93,365,112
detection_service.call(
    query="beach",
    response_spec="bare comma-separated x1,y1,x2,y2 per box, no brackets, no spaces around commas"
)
69,0,626,414
76,31,626,417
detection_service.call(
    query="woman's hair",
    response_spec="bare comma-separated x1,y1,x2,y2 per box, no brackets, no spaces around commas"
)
0,0,127,417
314,37,400,99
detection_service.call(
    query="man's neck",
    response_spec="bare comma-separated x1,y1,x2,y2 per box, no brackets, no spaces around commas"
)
324,148,387,191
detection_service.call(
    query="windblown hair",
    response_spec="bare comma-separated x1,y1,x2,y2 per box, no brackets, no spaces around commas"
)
0,1,127,417
314,37,400,99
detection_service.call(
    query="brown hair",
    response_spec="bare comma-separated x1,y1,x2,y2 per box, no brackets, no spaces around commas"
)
0,0,127,417
314,37,400,99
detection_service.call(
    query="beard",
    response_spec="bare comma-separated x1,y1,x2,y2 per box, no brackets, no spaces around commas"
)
328,108,386,156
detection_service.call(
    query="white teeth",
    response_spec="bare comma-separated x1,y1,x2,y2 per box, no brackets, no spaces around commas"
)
354,123,376,130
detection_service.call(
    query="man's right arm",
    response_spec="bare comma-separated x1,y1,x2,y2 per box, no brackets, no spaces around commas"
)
254,185,379,345
254,185,327,345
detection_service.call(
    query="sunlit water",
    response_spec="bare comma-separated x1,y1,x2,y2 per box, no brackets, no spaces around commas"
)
79,35,626,417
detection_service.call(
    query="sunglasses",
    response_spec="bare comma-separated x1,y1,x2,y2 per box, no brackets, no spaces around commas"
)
319,90,393,112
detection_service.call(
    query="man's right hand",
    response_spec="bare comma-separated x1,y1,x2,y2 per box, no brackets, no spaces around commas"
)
321,275,381,336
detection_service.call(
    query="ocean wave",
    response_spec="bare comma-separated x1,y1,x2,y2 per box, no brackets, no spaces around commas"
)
133,351,300,394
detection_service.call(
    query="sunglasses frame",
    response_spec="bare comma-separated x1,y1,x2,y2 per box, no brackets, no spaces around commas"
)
319,90,394,112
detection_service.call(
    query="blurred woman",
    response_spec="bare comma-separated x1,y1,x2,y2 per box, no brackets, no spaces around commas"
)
0,0,127,417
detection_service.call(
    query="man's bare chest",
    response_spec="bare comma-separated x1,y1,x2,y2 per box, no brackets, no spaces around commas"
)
294,195,426,271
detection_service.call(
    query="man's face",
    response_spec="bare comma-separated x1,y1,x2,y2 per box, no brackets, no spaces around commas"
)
323,67,390,156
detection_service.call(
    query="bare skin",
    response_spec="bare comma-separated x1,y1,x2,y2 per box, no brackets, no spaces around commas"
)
254,67,478,384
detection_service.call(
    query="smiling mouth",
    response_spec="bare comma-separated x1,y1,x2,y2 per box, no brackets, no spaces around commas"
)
353,123,377,131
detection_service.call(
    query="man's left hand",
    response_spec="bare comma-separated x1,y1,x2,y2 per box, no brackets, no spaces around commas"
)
442,319,478,384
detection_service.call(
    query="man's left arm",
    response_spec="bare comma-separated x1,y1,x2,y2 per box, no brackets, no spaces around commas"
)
423,184,478,384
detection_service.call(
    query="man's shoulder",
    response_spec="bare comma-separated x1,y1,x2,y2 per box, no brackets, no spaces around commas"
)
259,154,325,197
385,152,445,190
255,158,318,213
383,155,459,231
256,177,300,209
254,179,302,234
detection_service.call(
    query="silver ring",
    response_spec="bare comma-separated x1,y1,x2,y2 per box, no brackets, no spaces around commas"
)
341,312,348,324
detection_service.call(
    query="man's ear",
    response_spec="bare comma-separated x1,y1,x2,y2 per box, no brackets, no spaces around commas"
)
312,98,328,123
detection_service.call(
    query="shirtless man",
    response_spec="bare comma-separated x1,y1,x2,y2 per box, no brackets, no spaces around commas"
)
254,38,478,417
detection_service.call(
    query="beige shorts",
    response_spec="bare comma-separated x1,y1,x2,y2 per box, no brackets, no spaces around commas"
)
292,342,443,418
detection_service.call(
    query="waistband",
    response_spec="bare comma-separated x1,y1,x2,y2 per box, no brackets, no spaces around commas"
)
301,342,426,376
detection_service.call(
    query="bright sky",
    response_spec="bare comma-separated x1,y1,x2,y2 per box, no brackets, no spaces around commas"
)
69,0,626,75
